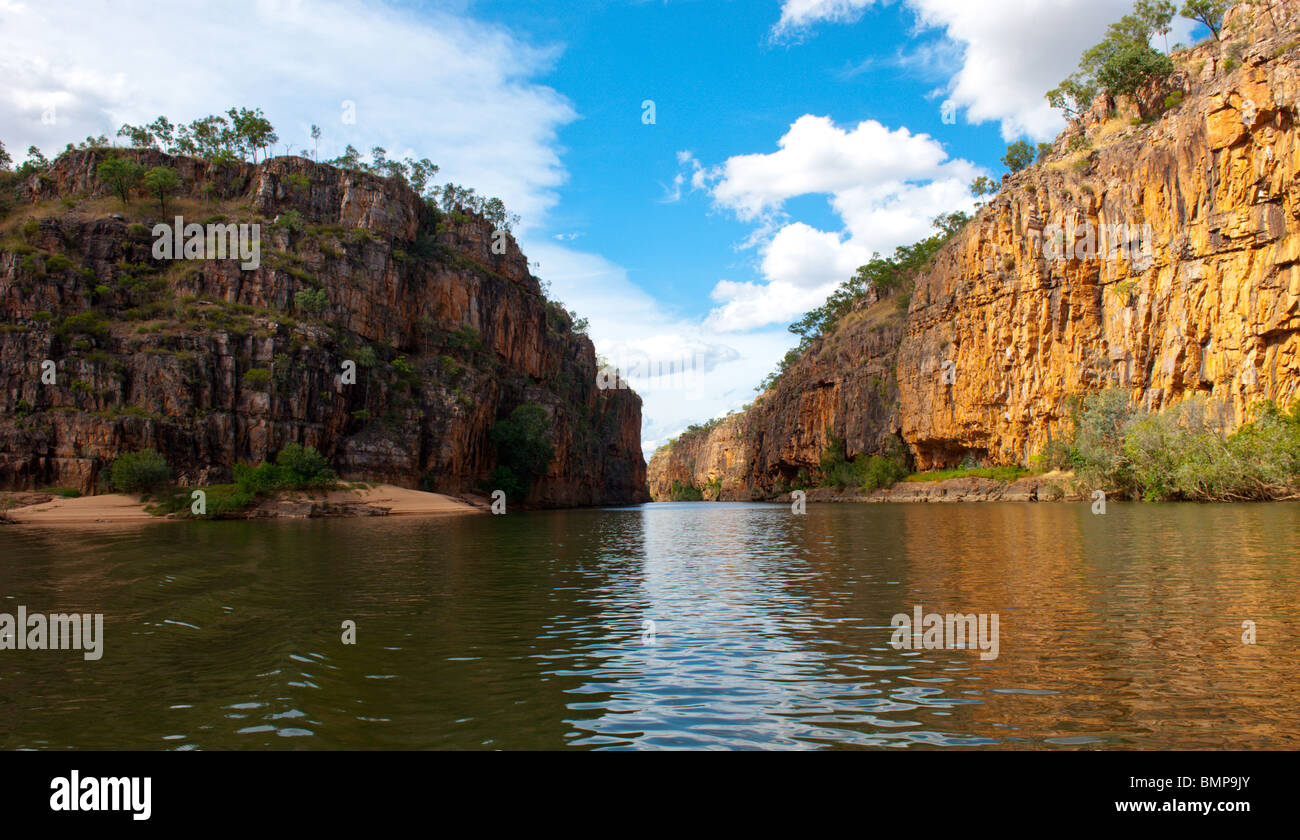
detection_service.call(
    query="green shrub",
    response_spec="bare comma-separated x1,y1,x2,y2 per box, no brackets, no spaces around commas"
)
819,431,910,491
109,450,170,494
58,311,109,340
275,442,334,487
293,287,327,314
668,479,704,501
231,444,334,497
242,368,272,388
488,403,554,498
1055,390,1300,500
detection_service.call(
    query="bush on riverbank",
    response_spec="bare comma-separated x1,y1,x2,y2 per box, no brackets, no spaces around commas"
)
819,432,911,491
1039,390,1300,501
108,449,170,493
147,444,337,517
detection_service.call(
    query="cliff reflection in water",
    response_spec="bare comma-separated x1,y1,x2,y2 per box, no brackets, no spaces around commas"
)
0,501,1297,749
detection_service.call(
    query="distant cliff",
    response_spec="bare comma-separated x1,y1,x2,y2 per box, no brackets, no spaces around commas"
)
650,1,1300,500
0,149,647,506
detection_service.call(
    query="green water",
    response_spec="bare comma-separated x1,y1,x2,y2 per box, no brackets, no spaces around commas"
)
1,502,1298,749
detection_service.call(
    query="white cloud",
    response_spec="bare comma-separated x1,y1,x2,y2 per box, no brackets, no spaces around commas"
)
907,0,1138,141
0,0,574,230
709,115,953,219
772,0,878,39
684,115,979,333
776,0,1202,142
521,241,795,457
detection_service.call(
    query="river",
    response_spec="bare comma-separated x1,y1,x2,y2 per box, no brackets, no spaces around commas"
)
1,501,1297,749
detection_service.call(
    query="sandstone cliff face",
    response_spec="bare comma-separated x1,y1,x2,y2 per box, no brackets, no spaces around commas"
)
0,150,648,506
649,1,1300,498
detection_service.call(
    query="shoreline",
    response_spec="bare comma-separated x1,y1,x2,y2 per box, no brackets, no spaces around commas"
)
0,483,485,526
656,472,1087,504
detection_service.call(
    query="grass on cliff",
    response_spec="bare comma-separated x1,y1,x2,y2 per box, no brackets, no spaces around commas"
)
904,466,1030,483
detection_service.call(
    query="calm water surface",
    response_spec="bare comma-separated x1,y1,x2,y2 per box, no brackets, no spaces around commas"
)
1,502,1298,749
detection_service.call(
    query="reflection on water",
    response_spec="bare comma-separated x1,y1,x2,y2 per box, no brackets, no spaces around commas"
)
1,501,1297,749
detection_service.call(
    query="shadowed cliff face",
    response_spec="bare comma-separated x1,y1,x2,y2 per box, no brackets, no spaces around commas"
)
0,150,648,506
650,1,1300,499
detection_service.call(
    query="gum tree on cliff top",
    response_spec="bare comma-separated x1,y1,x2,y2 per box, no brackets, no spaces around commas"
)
1046,2,1178,119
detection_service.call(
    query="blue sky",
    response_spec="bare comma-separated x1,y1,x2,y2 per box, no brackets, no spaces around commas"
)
0,0,1205,456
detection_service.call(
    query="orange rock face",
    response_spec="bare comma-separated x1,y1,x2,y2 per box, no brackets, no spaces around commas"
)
650,4,1300,498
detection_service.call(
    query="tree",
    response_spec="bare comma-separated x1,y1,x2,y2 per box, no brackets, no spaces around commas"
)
969,175,997,198
310,124,321,161
1049,10,1175,120
97,155,144,206
116,122,155,148
407,158,439,197
109,450,170,494
1136,0,1176,51
1047,74,1098,118
16,146,49,177
275,443,333,487
142,166,181,215
0,140,10,171
1002,140,1035,172
1180,0,1230,40
489,403,555,498
226,107,277,162
1090,34,1175,104
147,116,176,150
329,144,362,171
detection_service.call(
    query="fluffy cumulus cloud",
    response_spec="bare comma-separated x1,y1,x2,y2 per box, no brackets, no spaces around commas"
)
682,115,979,333
0,0,574,229
906,0,1136,140
775,0,1202,141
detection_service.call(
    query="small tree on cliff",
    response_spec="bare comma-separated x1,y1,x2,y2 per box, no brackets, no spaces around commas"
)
1179,0,1230,40
97,155,144,207
0,140,13,171
1048,5,1175,120
142,166,181,215
1137,0,1176,51
1001,141,1035,173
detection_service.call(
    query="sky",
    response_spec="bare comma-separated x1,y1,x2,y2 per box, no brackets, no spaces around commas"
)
0,0,1206,457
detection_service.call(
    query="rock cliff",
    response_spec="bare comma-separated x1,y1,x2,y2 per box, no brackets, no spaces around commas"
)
650,1,1300,499
0,150,648,506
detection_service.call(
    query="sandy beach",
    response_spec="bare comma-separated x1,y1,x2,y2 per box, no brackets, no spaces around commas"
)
335,484,486,516
1,484,483,526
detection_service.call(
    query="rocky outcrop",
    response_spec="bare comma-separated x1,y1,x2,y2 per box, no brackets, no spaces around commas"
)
0,150,648,506
649,1,1300,499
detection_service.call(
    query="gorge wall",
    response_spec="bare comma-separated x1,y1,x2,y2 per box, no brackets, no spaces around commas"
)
0,150,648,506
650,1,1300,501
